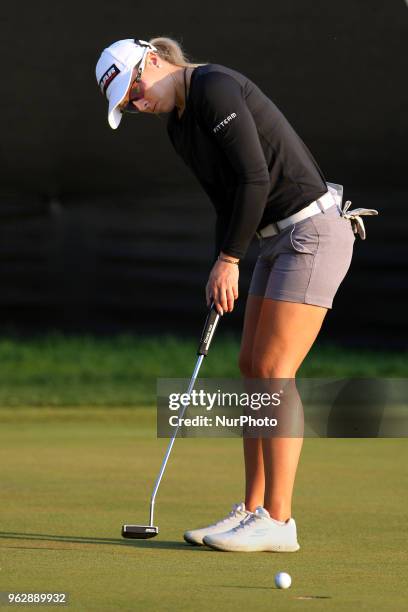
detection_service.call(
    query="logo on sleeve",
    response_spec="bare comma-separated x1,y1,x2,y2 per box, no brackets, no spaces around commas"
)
99,64,121,97
213,112,237,134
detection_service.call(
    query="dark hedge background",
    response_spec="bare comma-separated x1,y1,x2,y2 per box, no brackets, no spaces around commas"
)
0,0,407,346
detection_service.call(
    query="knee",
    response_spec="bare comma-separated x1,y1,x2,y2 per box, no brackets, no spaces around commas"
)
239,355,297,379
251,359,297,379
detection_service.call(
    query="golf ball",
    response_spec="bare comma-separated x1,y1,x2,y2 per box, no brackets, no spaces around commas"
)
274,572,292,589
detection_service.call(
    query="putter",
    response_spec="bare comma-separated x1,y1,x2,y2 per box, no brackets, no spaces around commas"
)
122,303,221,539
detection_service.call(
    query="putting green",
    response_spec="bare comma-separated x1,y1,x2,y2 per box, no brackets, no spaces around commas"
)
0,409,407,611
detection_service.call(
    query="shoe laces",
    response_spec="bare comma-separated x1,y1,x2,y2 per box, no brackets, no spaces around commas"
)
210,503,245,527
232,513,259,532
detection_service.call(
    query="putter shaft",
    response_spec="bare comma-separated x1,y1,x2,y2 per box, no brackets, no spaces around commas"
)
122,304,220,538
149,353,205,526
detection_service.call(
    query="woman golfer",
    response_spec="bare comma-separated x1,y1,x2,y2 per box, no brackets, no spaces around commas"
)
96,37,377,552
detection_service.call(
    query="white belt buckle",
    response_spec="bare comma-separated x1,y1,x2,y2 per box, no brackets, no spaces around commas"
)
257,223,279,239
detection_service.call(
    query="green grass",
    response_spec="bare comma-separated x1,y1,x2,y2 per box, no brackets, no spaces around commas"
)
0,334,406,407
0,409,407,611
1,335,406,609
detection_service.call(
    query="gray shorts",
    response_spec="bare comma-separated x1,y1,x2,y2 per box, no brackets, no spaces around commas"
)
248,203,355,309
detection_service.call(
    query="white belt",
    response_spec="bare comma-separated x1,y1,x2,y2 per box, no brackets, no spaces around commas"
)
256,190,336,239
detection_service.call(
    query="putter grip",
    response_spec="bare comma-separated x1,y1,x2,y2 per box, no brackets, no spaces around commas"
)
197,304,220,356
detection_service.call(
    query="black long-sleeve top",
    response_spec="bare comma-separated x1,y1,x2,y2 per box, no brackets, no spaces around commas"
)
167,63,328,259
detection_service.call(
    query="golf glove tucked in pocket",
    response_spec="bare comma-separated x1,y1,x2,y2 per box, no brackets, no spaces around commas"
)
340,200,379,240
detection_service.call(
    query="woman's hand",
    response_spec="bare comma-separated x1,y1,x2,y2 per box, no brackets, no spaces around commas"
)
206,253,239,315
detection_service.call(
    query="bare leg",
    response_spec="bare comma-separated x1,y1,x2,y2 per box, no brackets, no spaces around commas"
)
255,299,327,520
239,297,328,520
239,297,265,512
243,437,264,512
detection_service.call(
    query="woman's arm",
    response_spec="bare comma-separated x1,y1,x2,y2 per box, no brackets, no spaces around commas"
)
194,71,270,259
195,70,270,313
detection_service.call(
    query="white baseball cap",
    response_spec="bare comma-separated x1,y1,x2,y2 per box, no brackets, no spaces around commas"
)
96,38,158,129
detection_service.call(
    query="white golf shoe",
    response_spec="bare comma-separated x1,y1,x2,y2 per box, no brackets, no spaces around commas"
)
183,502,252,545
203,506,300,552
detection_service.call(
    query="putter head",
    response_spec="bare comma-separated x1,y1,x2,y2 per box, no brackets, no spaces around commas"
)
121,524,159,539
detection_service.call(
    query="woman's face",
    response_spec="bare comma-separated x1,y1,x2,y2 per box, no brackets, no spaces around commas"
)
120,53,177,115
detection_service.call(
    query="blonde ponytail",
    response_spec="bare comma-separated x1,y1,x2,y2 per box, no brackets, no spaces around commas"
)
148,36,206,68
